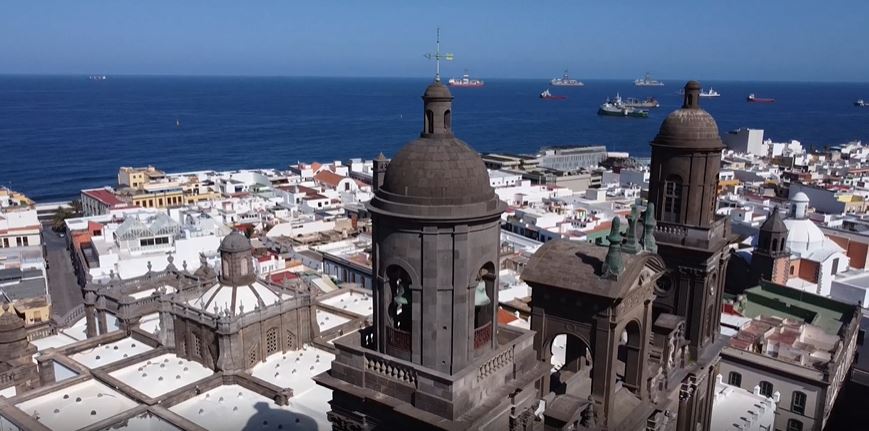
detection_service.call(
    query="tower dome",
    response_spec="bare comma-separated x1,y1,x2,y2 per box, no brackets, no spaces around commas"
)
371,81,503,219
647,81,724,228
220,230,252,253
652,81,723,150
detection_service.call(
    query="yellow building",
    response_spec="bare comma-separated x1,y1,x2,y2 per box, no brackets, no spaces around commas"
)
117,167,222,209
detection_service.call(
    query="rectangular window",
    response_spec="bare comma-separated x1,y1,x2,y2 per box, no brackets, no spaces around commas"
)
787,419,803,431
759,381,774,397
16,237,23,247
22,237,28,246
727,372,742,387
791,391,806,415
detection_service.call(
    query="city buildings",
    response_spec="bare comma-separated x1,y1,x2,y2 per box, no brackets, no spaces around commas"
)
0,188,49,326
720,282,860,431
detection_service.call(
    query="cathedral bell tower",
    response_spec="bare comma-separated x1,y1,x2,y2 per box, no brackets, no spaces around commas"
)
317,75,547,431
368,80,504,372
648,81,732,356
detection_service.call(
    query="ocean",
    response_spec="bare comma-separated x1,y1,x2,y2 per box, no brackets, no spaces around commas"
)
1,75,867,202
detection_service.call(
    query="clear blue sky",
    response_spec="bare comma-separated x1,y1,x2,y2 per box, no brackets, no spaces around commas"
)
2,0,868,81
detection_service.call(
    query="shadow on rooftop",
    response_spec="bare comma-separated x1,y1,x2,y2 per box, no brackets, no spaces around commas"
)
240,401,319,431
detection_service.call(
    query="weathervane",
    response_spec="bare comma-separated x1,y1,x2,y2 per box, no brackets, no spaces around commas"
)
423,27,453,82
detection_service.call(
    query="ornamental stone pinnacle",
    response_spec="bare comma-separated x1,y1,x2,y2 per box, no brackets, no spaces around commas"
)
603,217,624,279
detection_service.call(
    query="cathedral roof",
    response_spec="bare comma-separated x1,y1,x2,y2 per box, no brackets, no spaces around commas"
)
652,81,723,151
187,281,293,316
521,240,666,299
219,230,251,253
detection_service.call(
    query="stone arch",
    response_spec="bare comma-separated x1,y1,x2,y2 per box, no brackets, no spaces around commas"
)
544,332,593,396
616,319,644,395
471,262,496,351
384,265,413,352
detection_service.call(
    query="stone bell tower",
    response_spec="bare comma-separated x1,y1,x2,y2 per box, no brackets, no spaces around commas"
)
316,79,547,431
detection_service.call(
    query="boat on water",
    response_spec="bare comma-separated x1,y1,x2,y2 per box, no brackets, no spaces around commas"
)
598,94,649,118
448,70,484,87
747,93,775,103
622,96,659,108
855,99,866,107
89,75,107,81
634,73,664,87
700,87,720,97
551,70,584,87
540,89,567,100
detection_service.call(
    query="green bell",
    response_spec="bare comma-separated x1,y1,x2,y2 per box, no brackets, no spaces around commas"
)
474,281,490,306
393,284,409,306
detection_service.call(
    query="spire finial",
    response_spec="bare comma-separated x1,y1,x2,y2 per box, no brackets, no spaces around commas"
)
424,27,453,82
602,217,624,280
682,81,702,109
622,205,641,255
642,202,658,254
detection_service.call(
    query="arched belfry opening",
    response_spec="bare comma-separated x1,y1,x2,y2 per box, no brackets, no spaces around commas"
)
384,265,413,359
472,264,496,353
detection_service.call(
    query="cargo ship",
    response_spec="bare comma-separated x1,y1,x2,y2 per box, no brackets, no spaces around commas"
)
598,94,649,118
634,72,664,87
622,96,659,108
448,70,484,87
550,70,584,87
540,89,567,100
747,93,775,103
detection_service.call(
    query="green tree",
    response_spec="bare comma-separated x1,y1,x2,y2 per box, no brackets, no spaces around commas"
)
52,207,73,232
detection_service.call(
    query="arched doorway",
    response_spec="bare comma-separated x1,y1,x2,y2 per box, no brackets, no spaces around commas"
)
616,320,643,395
548,333,592,398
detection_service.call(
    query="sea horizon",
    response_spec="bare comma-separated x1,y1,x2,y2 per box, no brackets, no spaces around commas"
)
2,75,868,202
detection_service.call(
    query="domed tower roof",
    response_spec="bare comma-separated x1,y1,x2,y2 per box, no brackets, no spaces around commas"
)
370,81,503,219
760,206,788,234
220,230,251,253
792,192,810,203
652,81,723,151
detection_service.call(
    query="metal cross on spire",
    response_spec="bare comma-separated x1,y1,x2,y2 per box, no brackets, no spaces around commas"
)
423,27,453,82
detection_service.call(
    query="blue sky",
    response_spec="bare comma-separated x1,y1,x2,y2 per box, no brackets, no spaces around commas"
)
2,0,868,81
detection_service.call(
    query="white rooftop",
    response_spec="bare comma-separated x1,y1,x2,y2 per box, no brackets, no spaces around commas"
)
70,337,154,369
316,310,349,332
251,347,334,396
16,380,138,430
137,312,161,336
318,291,373,317
104,411,181,431
32,333,79,352
170,384,328,431
710,377,777,431
128,285,176,300
109,353,213,398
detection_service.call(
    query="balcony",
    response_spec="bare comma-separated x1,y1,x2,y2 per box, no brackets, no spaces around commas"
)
474,322,492,349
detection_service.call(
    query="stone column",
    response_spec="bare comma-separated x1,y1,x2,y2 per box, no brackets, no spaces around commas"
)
36,355,56,386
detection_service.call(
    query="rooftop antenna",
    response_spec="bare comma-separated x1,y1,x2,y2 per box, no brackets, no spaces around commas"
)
424,27,453,82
